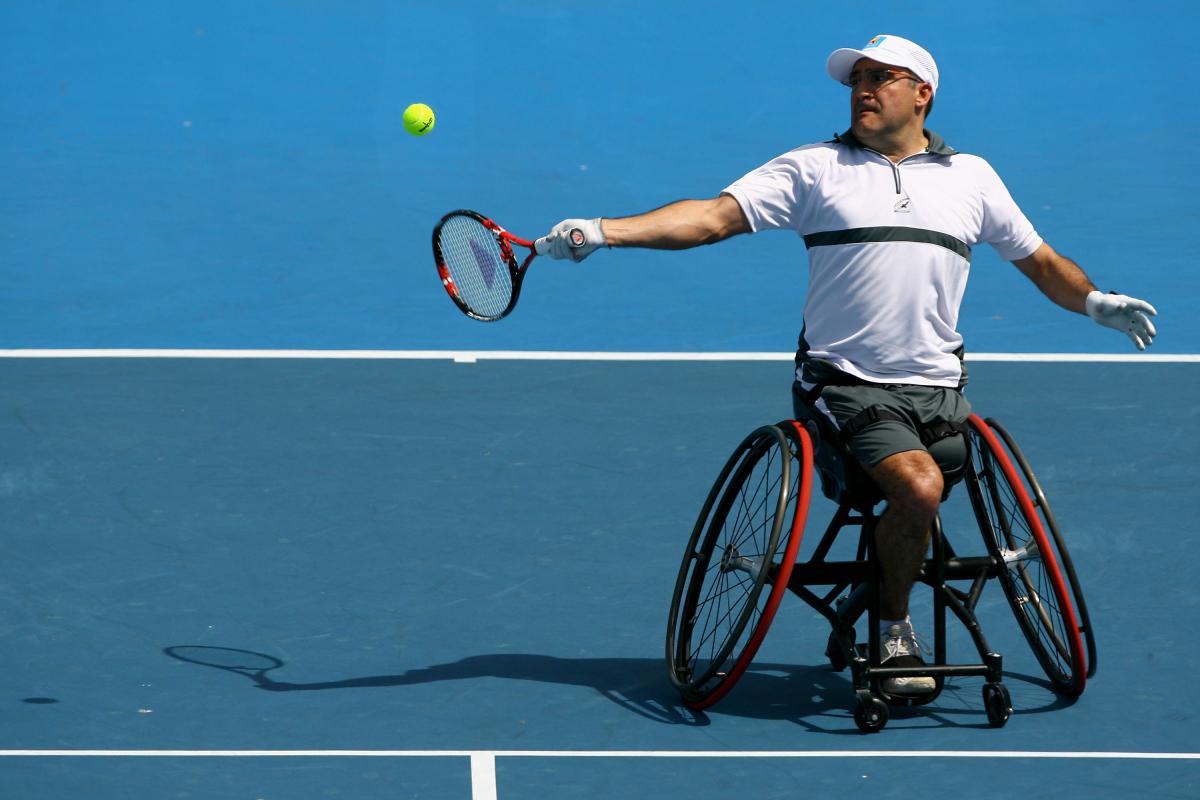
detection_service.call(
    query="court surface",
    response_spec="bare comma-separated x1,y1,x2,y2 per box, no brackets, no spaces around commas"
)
2,1,1199,798
1,356,1197,798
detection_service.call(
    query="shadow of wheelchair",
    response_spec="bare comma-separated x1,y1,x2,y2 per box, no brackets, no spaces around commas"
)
164,645,1075,732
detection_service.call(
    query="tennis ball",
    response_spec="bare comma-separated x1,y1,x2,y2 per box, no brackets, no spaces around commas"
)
403,103,435,136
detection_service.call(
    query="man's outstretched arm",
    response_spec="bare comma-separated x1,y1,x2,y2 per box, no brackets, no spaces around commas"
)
539,194,750,261
1013,242,1157,350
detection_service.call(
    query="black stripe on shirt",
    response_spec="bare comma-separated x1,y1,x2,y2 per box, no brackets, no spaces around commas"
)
803,227,972,262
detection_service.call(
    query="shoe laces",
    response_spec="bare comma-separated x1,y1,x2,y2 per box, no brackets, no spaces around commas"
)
882,623,929,661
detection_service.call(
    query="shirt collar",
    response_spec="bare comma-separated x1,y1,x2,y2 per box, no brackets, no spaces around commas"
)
832,129,958,157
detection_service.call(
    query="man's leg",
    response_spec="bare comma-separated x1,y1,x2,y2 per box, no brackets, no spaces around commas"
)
862,449,944,620
861,448,943,696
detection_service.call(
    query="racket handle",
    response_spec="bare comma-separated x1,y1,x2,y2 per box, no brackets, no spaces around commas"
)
532,228,585,256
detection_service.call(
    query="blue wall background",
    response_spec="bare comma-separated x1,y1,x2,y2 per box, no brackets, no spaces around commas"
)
2,1,1195,352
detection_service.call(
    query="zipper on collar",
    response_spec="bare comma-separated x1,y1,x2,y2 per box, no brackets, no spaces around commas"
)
887,157,902,194
866,149,929,194
860,147,906,194
832,130,955,196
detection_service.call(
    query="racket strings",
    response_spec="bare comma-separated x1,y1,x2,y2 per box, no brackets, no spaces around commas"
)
437,215,514,318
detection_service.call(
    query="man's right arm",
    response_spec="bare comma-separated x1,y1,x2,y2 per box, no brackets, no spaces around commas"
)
602,194,750,249
540,194,750,262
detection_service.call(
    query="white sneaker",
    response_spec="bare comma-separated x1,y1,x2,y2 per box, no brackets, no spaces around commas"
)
880,623,936,696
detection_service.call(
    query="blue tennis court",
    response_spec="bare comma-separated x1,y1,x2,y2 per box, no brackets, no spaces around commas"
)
2,2,1198,798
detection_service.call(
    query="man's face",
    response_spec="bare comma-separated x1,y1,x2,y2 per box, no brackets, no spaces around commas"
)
847,57,928,138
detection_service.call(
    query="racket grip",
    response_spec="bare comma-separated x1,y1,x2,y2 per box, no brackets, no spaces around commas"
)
533,236,551,256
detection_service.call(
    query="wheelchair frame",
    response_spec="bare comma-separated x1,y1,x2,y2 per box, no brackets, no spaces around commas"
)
665,413,1094,732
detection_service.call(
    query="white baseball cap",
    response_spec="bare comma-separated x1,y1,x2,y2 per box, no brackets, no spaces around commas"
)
826,34,939,95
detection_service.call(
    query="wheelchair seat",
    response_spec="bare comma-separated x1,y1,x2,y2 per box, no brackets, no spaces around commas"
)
801,416,970,512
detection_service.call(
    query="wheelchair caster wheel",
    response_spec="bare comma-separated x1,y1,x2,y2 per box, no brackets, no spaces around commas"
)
983,682,1012,728
825,628,854,672
853,691,889,733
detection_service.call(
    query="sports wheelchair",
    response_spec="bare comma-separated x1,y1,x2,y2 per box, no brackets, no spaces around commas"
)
665,413,1095,732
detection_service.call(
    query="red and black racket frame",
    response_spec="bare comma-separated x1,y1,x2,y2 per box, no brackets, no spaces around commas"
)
432,209,537,322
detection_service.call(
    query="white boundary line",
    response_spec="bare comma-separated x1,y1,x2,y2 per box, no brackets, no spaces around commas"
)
0,349,1197,363
1,749,1196,759
470,753,498,800
8,748,1194,798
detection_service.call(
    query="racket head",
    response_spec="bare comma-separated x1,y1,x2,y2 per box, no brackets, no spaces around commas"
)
433,210,524,321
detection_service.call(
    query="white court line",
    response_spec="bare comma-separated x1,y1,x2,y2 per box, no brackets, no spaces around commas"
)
0,349,782,361
7,748,1193,798
0,349,1197,363
1,749,1197,759
471,753,497,800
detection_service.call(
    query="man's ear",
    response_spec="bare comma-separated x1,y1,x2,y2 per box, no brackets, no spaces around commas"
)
916,83,934,118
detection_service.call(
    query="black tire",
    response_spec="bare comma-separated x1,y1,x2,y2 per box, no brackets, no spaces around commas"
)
983,682,1012,728
985,418,1097,679
854,691,889,733
966,415,1087,697
666,425,804,708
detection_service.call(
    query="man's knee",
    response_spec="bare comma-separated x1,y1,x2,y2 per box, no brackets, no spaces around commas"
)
866,450,944,517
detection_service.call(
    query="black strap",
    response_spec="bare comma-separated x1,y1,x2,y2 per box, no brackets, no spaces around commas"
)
794,381,824,407
796,363,880,406
919,418,968,446
840,407,967,448
796,363,967,447
839,407,906,444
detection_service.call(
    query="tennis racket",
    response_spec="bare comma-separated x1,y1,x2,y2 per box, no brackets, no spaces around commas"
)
432,209,583,321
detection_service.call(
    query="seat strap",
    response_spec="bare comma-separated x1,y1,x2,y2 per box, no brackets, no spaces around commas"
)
797,363,967,448
840,407,967,448
839,406,907,445
796,363,876,407
919,418,968,446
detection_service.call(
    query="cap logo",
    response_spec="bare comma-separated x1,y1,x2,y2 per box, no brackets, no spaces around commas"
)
864,35,887,49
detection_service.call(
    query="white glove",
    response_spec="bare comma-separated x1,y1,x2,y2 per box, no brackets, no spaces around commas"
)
1085,290,1158,350
534,218,607,262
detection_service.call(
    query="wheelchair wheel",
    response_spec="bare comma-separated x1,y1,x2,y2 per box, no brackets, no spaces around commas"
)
966,414,1087,697
985,417,1096,680
666,422,814,709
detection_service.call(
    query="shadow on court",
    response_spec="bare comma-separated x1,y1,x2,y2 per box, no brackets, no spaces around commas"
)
163,646,1072,732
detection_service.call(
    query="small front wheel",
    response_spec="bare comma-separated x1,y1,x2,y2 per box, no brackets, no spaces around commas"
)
983,682,1012,728
854,691,890,733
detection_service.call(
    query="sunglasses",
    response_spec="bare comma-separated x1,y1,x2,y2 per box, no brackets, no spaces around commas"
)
845,68,922,90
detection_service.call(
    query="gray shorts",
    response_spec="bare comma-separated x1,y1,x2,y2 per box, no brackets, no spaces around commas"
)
792,359,971,470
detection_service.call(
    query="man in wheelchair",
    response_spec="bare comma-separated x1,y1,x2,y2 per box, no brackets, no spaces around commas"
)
538,35,1157,699
791,356,976,695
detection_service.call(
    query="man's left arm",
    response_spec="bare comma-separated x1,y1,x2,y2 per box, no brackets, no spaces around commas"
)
1013,242,1157,350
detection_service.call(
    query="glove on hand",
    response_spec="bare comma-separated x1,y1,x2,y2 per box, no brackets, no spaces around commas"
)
1085,290,1157,350
535,218,607,262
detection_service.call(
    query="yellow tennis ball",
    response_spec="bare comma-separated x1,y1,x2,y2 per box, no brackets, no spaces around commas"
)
403,103,435,136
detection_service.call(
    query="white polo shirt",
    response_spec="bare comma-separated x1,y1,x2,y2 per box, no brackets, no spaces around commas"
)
723,130,1042,387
